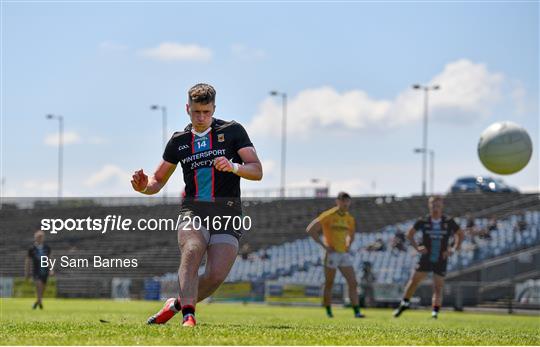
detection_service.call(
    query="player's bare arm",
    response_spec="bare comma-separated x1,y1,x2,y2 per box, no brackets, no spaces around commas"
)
306,219,333,252
131,160,177,195
213,147,263,181
454,228,464,251
444,228,464,258
406,226,427,254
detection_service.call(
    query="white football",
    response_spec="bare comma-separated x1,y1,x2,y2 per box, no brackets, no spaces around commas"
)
478,121,533,175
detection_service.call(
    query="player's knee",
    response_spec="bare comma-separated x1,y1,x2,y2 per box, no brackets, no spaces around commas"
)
181,242,205,258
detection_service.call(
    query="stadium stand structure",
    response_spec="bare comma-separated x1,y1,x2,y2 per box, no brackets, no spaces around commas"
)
227,209,540,285
0,193,538,299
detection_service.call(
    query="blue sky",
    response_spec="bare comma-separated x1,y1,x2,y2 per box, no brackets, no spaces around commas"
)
1,1,538,197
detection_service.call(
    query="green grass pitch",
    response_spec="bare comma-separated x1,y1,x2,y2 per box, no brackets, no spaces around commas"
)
1,298,539,345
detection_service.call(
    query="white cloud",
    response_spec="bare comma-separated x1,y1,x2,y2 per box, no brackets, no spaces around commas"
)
84,165,131,187
230,43,265,60
248,59,508,136
140,42,212,62
426,59,503,121
44,131,81,146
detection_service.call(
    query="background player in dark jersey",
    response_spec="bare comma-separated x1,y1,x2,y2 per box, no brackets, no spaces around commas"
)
25,230,52,309
131,83,262,327
393,195,464,319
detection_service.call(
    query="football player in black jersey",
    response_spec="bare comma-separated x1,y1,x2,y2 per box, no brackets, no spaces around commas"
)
393,195,464,319
25,230,52,309
131,83,262,327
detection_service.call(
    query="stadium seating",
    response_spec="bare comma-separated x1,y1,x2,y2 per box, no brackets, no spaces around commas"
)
225,210,540,285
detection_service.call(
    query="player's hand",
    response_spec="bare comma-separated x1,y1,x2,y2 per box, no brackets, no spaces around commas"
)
443,249,454,259
131,169,148,192
214,156,234,172
416,245,428,254
50,270,55,276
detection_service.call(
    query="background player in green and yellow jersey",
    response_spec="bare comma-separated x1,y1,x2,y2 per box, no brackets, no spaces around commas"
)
306,192,364,318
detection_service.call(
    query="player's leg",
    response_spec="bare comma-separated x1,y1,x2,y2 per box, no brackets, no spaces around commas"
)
404,270,428,299
431,274,445,319
393,270,427,317
147,223,207,325
37,278,46,307
339,265,363,318
38,277,47,309
176,225,207,326
33,279,44,309
323,257,337,317
197,236,239,301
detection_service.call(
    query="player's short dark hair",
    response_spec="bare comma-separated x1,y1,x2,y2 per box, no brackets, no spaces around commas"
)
337,191,351,200
188,83,216,105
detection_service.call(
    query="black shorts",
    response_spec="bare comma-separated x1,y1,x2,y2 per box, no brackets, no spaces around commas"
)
179,202,244,240
416,254,447,277
33,272,49,283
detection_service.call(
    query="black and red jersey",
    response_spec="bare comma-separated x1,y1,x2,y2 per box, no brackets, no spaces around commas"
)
413,215,460,263
163,118,253,204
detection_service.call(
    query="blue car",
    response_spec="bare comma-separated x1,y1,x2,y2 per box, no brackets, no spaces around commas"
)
450,176,519,193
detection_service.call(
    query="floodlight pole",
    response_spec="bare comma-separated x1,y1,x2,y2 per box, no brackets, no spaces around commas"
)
429,149,434,195
414,148,435,195
412,84,440,196
270,91,287,198
150,105,168,202
46,114,64,200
